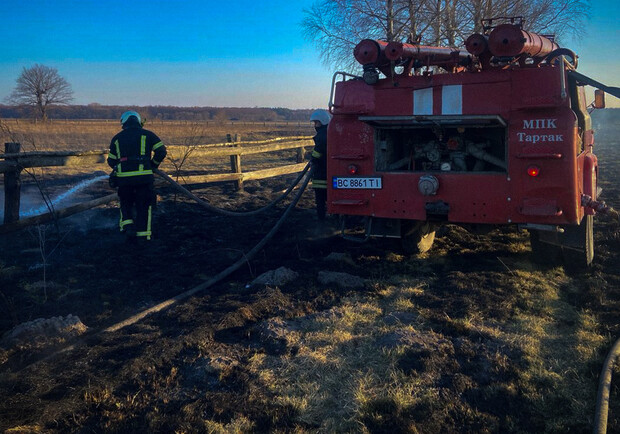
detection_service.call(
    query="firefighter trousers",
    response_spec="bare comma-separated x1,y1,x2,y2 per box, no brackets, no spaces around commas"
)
313,187,327,220
118,183,153,239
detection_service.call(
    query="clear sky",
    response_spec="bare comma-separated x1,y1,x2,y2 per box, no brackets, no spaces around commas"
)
0,0,618,109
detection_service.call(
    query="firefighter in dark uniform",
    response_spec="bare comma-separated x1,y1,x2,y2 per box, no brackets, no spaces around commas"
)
309,109,331,220
108,111,167,242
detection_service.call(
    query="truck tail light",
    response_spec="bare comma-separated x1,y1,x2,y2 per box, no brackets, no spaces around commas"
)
347,164,359,175
527,165,540,177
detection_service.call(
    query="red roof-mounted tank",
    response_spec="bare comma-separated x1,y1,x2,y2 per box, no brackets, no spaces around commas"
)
465,33,489,56
354,39,389,65
488,23,558,58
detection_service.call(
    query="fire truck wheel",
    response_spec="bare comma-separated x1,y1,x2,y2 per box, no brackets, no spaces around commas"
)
401,220,436,254
561,214,594,270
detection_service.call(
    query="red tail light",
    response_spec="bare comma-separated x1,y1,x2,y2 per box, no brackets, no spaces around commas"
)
347,164,359,175
527,165,540,177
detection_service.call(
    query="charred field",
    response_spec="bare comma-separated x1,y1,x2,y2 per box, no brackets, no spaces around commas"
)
0,114,619,433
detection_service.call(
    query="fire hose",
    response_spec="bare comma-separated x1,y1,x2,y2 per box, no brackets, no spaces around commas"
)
154,163,311,217
104,166,313,332
582,195,620,223
594,337,620,434
9,166,314,372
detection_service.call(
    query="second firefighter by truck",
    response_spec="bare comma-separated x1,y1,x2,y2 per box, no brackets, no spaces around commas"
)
310,109,331,220
108,111,167,242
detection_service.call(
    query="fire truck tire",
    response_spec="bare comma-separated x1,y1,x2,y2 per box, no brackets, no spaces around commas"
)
561,214,594,270
401,220,436,254
529,230,562,265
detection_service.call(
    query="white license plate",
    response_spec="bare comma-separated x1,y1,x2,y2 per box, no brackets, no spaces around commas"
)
332,177,382,189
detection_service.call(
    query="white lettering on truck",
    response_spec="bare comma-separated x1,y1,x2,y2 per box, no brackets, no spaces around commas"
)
523,119,557,129
518,118,563,143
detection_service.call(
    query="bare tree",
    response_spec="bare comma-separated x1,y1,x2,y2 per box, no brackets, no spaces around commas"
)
7,64,73,121
302,0,590,71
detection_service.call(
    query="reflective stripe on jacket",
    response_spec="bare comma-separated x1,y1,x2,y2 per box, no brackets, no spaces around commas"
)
108,122,167,185
311,124,328,183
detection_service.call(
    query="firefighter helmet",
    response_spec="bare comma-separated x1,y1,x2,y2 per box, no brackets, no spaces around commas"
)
120,111,142,126
310,109,331,126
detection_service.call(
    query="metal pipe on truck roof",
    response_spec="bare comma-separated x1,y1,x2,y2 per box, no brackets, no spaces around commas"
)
465,33,489,56
488,23,559,58
354,39,389,65
384,41,469,63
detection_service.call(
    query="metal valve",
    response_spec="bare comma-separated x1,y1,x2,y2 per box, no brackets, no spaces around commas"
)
418,175,439,196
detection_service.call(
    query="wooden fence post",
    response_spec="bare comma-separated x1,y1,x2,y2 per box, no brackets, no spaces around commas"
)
4,142,22,224
296,146,305,163
227,134,243,191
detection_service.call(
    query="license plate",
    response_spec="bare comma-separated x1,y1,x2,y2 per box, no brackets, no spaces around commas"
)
332,177,382,189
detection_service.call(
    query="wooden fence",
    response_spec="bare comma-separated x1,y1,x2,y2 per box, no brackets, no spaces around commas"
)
0,136,313,228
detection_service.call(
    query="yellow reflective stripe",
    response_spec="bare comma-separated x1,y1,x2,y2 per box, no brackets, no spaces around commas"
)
311,180,327,188
152,159,162,165
116,170,153,177
311,150,322,158
114,140,122,173
140,135,146,155
152,141,164,150
147,205,152,233
108,153,118,160
136,206,152,240
120,218,134,229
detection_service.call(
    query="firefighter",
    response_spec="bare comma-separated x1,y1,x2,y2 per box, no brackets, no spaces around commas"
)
309,109,331,220
107,111,167,243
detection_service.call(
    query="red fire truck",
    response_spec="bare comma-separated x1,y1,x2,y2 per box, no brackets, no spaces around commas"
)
327,18,618,268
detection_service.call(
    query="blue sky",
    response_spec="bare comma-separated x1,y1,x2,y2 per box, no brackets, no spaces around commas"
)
0,0,618,109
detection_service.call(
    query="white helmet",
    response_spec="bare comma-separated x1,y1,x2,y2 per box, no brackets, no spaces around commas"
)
120,110,142,125
310,109,331,126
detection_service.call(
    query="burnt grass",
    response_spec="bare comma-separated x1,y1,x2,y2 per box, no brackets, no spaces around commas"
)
1,131,620,432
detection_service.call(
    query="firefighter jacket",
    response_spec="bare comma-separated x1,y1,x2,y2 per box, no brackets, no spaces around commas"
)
310,124,328,189
107,119,167,187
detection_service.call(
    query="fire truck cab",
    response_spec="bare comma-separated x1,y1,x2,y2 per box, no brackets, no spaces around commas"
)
327,20,614,268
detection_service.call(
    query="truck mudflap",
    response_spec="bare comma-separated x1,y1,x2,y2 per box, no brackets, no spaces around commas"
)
529,192,619,270
529,215,594,270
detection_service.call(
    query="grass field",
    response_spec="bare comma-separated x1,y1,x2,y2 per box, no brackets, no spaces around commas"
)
0,114,619,432
0,118,315,151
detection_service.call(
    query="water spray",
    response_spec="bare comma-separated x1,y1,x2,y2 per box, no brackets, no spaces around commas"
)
20,175,108,218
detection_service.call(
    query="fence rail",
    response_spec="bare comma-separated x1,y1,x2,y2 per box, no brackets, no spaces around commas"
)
1,136,314,227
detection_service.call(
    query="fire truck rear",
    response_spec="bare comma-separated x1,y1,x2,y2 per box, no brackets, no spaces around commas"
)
327,18,619,268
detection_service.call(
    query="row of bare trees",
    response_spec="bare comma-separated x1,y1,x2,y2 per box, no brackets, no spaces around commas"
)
302,0,591,70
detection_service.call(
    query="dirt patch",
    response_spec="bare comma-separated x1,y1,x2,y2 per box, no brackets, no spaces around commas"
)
0,118,619,432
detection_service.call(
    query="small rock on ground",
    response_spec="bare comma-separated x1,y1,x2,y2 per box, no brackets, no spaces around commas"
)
251,266,299,287
318,271,366,289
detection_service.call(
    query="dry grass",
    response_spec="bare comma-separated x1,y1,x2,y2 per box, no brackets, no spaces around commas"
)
0,119,314,152
245,259,609,432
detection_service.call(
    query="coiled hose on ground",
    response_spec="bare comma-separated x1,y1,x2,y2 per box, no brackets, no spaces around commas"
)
594,337,620,434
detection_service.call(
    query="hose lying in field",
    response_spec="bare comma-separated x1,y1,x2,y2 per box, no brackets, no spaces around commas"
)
594,337,620,434
154,163,311,217
104,168,312,332
8,168,313,373
6,168,314,376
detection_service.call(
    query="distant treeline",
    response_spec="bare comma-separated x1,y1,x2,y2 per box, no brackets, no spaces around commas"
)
1,104,618,124
0,104,315,122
